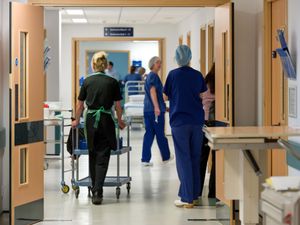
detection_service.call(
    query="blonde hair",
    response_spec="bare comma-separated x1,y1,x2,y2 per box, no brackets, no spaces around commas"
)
91,51,108,73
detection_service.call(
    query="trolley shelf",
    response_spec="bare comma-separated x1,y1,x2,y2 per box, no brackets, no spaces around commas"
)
74,176,132,187
73,147,132,156
70,120,132,199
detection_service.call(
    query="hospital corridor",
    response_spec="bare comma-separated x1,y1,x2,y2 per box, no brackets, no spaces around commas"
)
1,1,300,225
38,131,230,225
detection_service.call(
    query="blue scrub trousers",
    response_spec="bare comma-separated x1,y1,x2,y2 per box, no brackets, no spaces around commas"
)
142,112,171,162
172,125,203,203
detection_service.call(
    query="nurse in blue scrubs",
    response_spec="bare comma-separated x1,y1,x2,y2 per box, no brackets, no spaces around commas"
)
142,56,173,166
164,45,207,208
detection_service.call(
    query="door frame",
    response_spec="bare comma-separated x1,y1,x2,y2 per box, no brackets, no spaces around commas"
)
28,0,230,7
72,37,164,110
263,0,288,176
200,26,206,74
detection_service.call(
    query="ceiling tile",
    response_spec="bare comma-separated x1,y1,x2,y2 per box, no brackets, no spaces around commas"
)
60,7,201,25
119,7,160,24
83,7,121,17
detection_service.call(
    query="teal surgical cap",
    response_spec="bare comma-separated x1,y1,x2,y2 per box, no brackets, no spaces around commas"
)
175,45,192,67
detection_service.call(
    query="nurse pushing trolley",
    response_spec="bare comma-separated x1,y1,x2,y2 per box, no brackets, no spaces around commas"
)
72,52,126,205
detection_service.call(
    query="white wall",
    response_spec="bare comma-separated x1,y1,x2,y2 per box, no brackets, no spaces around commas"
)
78,41,159,78
255,0,264,126
232,0,260,126
61,23,178,109
177,8,215,73
288,0,300,175
0,0,3,214
44,9,61,101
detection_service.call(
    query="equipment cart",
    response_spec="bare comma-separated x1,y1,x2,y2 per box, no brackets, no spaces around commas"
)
71,122,132,199
44,116,71,194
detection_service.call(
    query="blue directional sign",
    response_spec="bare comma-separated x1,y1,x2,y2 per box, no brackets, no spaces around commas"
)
104,27,134,37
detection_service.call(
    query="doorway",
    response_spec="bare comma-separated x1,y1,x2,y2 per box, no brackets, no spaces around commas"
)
72,38,164,111
8,1,234,225
263,0,288,176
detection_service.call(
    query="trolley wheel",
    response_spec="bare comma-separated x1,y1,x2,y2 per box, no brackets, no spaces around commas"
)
88,186,92,198
75,188,80,199
61,185,70,194
72,185,79,191
116,187,121,199
44,162,49,170
126,182,131,194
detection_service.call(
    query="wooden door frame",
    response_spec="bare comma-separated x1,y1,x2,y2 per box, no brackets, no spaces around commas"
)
72,37,165,110
200,26,206,75
207,22,215,71
263,0,288,176
28,0,230,7
187,31,191,48
178,35,183,45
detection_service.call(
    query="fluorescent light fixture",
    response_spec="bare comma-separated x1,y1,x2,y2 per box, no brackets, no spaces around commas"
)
66,9,84,15
72,18,88,23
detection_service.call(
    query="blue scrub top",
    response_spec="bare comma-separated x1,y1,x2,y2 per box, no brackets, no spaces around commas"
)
124,73,142,95
164,66,207,127
144,72,166,114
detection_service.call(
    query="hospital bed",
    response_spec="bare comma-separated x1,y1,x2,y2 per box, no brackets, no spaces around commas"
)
124,81,145,125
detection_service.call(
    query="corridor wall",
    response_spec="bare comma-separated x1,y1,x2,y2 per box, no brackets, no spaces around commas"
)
288,0,300,176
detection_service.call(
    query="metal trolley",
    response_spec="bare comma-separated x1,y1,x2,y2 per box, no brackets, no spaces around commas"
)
71,122,132,199
44,116,71,194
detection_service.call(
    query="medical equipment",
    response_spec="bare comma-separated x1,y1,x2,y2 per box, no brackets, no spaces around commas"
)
261,186,300,225
44,116,70,192
44,108,72,193
124,81,145,125
71,121,132,199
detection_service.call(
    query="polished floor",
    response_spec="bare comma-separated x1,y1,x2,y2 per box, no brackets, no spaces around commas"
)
38,128,229,225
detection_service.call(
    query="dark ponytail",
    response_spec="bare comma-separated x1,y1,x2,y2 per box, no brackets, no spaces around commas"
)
205,63,215,94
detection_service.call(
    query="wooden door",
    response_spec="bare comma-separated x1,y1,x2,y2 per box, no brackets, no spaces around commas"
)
178,35,183,45
10,3,45,225
200,27,206,74
187,32,191,48
215,2,234,205
208,24,215,71
271,0,288,176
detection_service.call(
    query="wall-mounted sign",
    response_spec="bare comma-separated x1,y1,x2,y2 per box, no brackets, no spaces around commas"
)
132,60,142,68
104,27,134,37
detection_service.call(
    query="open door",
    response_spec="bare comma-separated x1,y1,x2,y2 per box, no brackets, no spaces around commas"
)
214,1,234,206
10,2,44,225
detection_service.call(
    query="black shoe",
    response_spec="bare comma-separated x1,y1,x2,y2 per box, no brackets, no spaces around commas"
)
92,191,103,205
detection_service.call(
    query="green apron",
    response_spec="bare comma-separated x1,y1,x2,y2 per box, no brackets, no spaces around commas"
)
83,72,119,139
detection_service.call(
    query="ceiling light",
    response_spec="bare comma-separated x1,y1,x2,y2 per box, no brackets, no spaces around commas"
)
66,9,84,15
72,18,87,23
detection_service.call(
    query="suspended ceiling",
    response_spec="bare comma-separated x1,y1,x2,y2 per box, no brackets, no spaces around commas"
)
59,7,205,24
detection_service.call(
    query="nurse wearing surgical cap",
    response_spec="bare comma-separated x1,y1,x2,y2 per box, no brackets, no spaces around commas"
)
164,45,207,208
142,56,173,166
